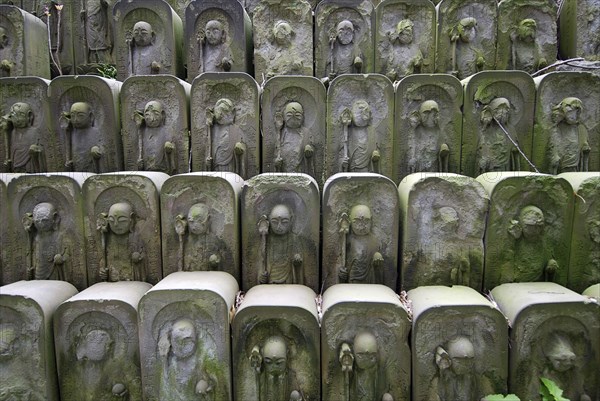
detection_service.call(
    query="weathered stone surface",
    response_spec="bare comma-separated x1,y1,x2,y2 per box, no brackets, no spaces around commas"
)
492,282,600,401
190,72,259,179
0,280,78,401
120,75,190,175
73,0,115,69
113,0,184,80
0,5,49,78
322,173,400,290
315,0,374,80
244,0,319,17
138,271,238,401
496,0,557,73
462,71,535,177
476,172,574,290
559,173,600,292
232,285,320,401
261,76,326,185
532,72,600,174
326,74,394,180
48,75,123,173
241,173,319,291
54,281,151,401
559,0,600,60
0,173,20,285
321,284,411,401
436,0,497,79
583,283,600,301
82,172,168,285
6,173,88,290
252,0,313,81
1,77,58,173
399,173,488,291
394,74,463,182
375,0,435,81
185,0,251,81
408,285,508,401
160,172,243,281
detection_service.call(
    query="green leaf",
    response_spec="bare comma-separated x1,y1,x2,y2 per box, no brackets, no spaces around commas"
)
540,377,569,401
482,394,521,401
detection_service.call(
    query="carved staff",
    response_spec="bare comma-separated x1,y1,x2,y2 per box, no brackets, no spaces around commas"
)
96,213,109,281
329,31,336,77
250,346,262,399
205,108,214,171
338,212,350,282
126,31,133,76
339,343,353,401
22,213,35,279
133,110,144,170
340,108,352,172
80,0,89,64
60,112,74,171
197,29,205,74
257,215,269,283
174,214,187,272
275,111,284,172
1,114,12,172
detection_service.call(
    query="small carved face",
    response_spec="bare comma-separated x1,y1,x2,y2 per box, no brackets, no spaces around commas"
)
269,204,292,236
9,102,33,129
459,18,477,43
446,337,475,375
108,202,133,235
396,20,414,44
263,337,287,376
336,20,354,45
214,99,235,125
70,102,93,129
350,205,372,236
273,21,293,46
354,331,378,370
352,100,371,127
143,101,164,128
205,20,224,46
76,329,112,361
133,21,153,47
170,320,196,359
0,27,8,49
33,202,57,232
518,19,537,42
187,203,210,235
549,352,576,372
284,102,304,129
520,206,544,239
419,100,439,128
437,206,459,233
561,98,582,125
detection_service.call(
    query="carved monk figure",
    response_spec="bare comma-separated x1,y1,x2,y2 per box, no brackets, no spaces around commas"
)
274,101,315,175
450,17,485,79
199,20,232,73
97,202,146,282
339,205,384,284
477,97,520,174
61,101,104,173
408,100,449,173
257,204,305,285
1,102,45,173
386,19,423,81
133,100,176,173
130,21,161,75
0,26,13,77
341,100,380,173
585,219,600,285
327,20,363,80
81,0,111,63
264,20,304,78
548,97,590,173
511,19,546,74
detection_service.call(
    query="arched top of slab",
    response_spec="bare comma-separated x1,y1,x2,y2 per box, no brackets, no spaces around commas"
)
48,75,122,97
10,172,92,188
61,282,152,311
324,172,397,193
0,76,50,87
475,171,558,196
163,172,245,195
583,284,600,301
0,280,78,317
558,173,600,193
236,284,318,321
321,284,406,315
122,74,191,96
191,71,259,91
533,70,599,87
245,173,319,193
0,173,23,188
461,69,534,87
84,171,170,192
328,73,394,96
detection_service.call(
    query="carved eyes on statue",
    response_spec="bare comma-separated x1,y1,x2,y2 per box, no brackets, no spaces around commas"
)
264,357,286,367
270,217,290,227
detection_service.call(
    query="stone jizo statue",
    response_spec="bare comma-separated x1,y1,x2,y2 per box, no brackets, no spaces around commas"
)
408,100,449,173
197,20,233,73
548,97,590,173
477,97,520,174
80,0,112,64
60,101,104,173
274,101,315,174
0,25,13,77
128,21,161,75
264,20,304,78
1,102,45,173
132,100,176,173
205,98,246,177
510,18,546,73
385,19,423,81
327,20,363,80
449,17,485,79
340,100,380,173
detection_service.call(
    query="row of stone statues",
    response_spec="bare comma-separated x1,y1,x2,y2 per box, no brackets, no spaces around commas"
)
1,171,597,294
1,278,598,401
1,72,598,183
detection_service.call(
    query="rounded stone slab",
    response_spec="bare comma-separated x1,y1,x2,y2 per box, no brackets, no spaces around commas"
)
54,281,151,401
558,0,600,60
190,72,260,179
461,71,535,177
394,74,463,182
0,173,21,285
138,271,239,401
326,74,395,180
6,173,89,289
160,172,243,281
321,284,411,401
71,0,117,71
532,72,600,174
120,75,190,175
82,172,169,285
398,173,489,291
185,0,252,81
261,76,327,186
322,173,400,290
583,283,600,301
232,284,320,401
113,0,184,80
0,280,78,401
48,75,123,173
0,77,57,173
491,282,600,401
0,5,50,78
408,285,508,401
559,173,600,292
241,173,320,291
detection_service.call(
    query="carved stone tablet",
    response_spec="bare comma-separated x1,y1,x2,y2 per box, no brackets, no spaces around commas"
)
185,0,251,82
462,71,535,177
496,0,557,73
321,284,411,401
394,74,462,182
492,282,600,401
190,72,259,179
0,280,78,401
399,173,488,291
559,0,600,61
322,173,400,290
54,281,151,401
532,72,600,174
326,74,394,180
83,172,169,285
113,0,184,80
121,75,190,175
375,0,435,81
139,271,239,401
160,172,243,281
232,285,320,401
315,0,374,80
559,173,600,292
0,5,50,78
408,285,508,401
7,173,88,290
436,0,497,79
476,172,574,290
1,77,58,173
48,75,123,173
241,173,319,291
0,173,20,285
261,76,326,185
72,0,116,70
